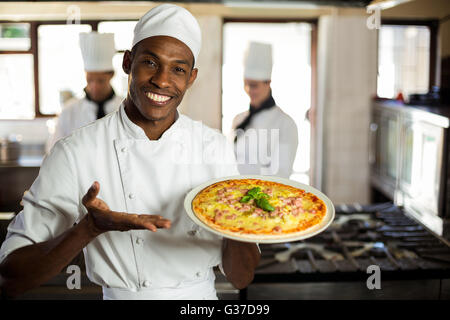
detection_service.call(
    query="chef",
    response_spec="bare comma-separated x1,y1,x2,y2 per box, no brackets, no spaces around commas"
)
46,32,123,151
0,4,260,300
232,41,298,179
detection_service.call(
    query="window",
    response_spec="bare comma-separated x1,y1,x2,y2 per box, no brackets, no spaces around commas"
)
0,23,34,119
0,20,139,120
0,23,30,51
377,24,431,99
0,54,34,119
38,24,92,115
98,21,137,98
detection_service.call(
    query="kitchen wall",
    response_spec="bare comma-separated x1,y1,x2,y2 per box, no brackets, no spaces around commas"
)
178,15,223,130
441,18,450,59
316,12,377,204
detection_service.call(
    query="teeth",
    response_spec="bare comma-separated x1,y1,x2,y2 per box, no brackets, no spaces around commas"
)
146,92,171,102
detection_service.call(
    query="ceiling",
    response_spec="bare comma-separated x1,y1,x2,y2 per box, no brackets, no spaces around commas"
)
5,0,373,7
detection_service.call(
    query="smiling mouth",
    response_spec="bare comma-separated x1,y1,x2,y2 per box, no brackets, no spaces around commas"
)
146,91,172,104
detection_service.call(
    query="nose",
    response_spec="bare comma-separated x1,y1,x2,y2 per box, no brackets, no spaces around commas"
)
150,67,170,89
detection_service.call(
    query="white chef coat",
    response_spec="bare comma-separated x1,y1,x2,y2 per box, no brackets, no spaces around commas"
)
47,94,123,152
232,106,298,179
0,103,239,300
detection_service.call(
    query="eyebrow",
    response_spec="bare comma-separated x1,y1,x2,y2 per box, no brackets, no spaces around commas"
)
140,49,191,67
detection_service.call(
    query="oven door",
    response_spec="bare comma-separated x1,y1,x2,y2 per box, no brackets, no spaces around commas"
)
400,117,446,235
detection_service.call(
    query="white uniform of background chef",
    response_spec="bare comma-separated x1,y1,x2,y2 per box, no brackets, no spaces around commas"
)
232,42,298,179
47,32,123,152
0,4,260,300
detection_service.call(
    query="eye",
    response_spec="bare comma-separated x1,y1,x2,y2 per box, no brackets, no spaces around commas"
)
143,59,156,67
174,66,186,74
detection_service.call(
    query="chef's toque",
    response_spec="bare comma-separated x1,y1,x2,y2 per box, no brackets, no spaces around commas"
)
243,41,273,81
79,32,116,72
132,4,201,65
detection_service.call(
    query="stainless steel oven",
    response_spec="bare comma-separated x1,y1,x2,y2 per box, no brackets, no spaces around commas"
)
370,100,450,236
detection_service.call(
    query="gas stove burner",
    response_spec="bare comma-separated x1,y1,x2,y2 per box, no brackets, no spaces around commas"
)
318,230,381,242
329,213,384,231
335,202,394,214
275,243,345,262
387,245,419,260
377,225,424,232
343,241,386,258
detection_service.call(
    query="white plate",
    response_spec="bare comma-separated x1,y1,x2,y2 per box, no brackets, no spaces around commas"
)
184,175,335,244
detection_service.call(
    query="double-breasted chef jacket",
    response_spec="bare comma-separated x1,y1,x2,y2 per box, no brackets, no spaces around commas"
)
232,105,298,179
0,103,239,299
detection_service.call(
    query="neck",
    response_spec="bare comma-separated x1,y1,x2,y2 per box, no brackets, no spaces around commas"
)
85,87,114,104
123,97,177,140
250,92,274,110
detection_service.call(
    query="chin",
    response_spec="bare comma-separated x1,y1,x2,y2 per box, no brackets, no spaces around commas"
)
141,106,174,121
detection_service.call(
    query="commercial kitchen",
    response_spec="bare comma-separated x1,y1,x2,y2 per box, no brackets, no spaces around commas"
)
0,0,449,300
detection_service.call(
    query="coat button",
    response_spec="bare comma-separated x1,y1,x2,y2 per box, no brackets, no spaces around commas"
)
142,280,151,287
136,237,144,245
196,271,202,278
128,193,135,199
121,147,127,153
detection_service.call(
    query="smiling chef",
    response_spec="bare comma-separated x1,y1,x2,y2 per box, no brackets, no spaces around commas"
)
0,4,260,300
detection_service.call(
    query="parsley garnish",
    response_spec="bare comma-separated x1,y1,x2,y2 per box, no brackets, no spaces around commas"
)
240,187,275,212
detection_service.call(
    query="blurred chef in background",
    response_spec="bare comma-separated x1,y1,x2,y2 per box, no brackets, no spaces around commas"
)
232,41,298,179
46,32,123,151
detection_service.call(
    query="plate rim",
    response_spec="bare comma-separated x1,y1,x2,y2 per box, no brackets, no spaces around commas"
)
184,175,335,244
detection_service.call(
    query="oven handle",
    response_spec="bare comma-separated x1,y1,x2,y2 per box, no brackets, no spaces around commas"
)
369,122,378,165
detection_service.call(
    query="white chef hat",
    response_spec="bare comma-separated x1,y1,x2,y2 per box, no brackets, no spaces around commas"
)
132,4,201,65
243,41,273,81
79,32,116,72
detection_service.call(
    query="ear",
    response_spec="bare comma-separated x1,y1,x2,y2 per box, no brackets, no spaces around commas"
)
122,50,132,75
186,68,198,89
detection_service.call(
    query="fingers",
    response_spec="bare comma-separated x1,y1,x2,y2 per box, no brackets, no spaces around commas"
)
154,218,172,229
103,210,171,233
139,216,172,232
82,181,100,206
147,217,172,231
127,214,171,232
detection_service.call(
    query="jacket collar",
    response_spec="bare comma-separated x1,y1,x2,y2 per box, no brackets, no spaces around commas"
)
119,103,185,141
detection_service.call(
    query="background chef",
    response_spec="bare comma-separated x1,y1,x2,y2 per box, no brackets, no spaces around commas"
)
46,32,123,152
0,4,260,300
232,41,298,179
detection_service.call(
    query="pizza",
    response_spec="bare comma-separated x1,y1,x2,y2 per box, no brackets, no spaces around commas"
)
191,178,327,240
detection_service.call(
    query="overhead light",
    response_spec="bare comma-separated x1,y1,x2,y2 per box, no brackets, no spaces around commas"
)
367,0,412,10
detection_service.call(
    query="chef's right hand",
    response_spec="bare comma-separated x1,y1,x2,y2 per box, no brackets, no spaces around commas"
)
82,181,172,235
